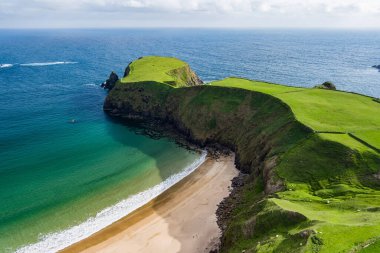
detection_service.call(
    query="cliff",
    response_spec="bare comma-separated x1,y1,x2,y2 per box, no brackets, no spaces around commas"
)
101,71,119,90
120,56,202,87
103,56,380,253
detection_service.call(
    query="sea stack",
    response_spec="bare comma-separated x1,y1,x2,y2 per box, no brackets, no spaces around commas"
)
101,71,119,90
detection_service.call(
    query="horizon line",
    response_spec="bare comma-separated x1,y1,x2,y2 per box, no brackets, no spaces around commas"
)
1,26,380,30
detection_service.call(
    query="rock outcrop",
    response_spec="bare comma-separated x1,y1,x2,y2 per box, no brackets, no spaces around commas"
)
101,71,119,90
314,81,336,90
166,65,203,87
123,63,131,78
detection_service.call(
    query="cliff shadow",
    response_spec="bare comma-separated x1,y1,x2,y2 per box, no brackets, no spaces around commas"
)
103,115,210,252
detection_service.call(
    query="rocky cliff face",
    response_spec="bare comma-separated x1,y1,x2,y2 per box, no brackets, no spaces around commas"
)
101,71,119,90
104,81,310,183
167,65,203,87
314,81,336,90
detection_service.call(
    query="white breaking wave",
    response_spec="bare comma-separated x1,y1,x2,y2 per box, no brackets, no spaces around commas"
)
0,64,13,68
20,61,77,67
83,83,97,87
15,151,207,253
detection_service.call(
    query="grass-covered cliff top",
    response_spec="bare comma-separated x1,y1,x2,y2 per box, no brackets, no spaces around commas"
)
105,56,380,253
211,77,380,150
120,56,202,87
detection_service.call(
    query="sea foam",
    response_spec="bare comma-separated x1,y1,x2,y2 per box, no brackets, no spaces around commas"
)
15,151,207,253
83,83,97,87
20,61,77,67
0,64,13,68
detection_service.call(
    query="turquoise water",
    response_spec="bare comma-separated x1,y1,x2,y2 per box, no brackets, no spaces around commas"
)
0,115,202,252
1,29,380,252
1,119,202,252
0,30,203,252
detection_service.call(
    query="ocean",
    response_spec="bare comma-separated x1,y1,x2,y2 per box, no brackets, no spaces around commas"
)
0,29,379,252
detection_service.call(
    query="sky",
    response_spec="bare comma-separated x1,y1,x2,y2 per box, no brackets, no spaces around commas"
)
1,0,380,29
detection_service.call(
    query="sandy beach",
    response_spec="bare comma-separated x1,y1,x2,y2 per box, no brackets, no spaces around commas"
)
61,155,238,253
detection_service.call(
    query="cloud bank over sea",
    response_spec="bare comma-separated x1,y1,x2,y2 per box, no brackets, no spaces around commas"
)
1,0,380,28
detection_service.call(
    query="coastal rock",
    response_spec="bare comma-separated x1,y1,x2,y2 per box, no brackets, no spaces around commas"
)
124,62,132,77
314,81,336,90
101,71,119,90
263,156,284,194
216,173,249,237
372,65,380,71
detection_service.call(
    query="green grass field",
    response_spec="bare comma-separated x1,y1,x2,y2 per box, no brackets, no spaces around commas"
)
121,56,193,87
319,133,376,153
211,77,380,151
351,131,380,151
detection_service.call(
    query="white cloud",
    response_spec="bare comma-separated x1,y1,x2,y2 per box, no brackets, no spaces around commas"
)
1,0,380,28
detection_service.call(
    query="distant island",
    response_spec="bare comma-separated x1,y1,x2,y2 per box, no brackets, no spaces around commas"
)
95,56,380,252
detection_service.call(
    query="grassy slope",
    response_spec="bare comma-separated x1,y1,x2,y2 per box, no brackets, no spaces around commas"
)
211,77,380,253
107,57,380,253
121,56,194,87
351,131,380,151
212,77,380,133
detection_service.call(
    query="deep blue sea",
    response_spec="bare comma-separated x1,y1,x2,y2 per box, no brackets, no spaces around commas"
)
0,29,379,252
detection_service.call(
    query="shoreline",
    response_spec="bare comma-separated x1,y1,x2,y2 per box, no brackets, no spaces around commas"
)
16,152,207,253
61,155,238,253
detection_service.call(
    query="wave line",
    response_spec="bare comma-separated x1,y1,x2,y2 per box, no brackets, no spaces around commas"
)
15,151,207,253
20,62,77,67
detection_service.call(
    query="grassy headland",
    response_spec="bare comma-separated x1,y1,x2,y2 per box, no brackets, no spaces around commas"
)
121,56,202,87
104,56,380,253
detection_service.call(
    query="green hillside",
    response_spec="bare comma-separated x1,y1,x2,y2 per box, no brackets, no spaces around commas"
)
121,56,202,87
106,56,380,253
211,77,380,133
